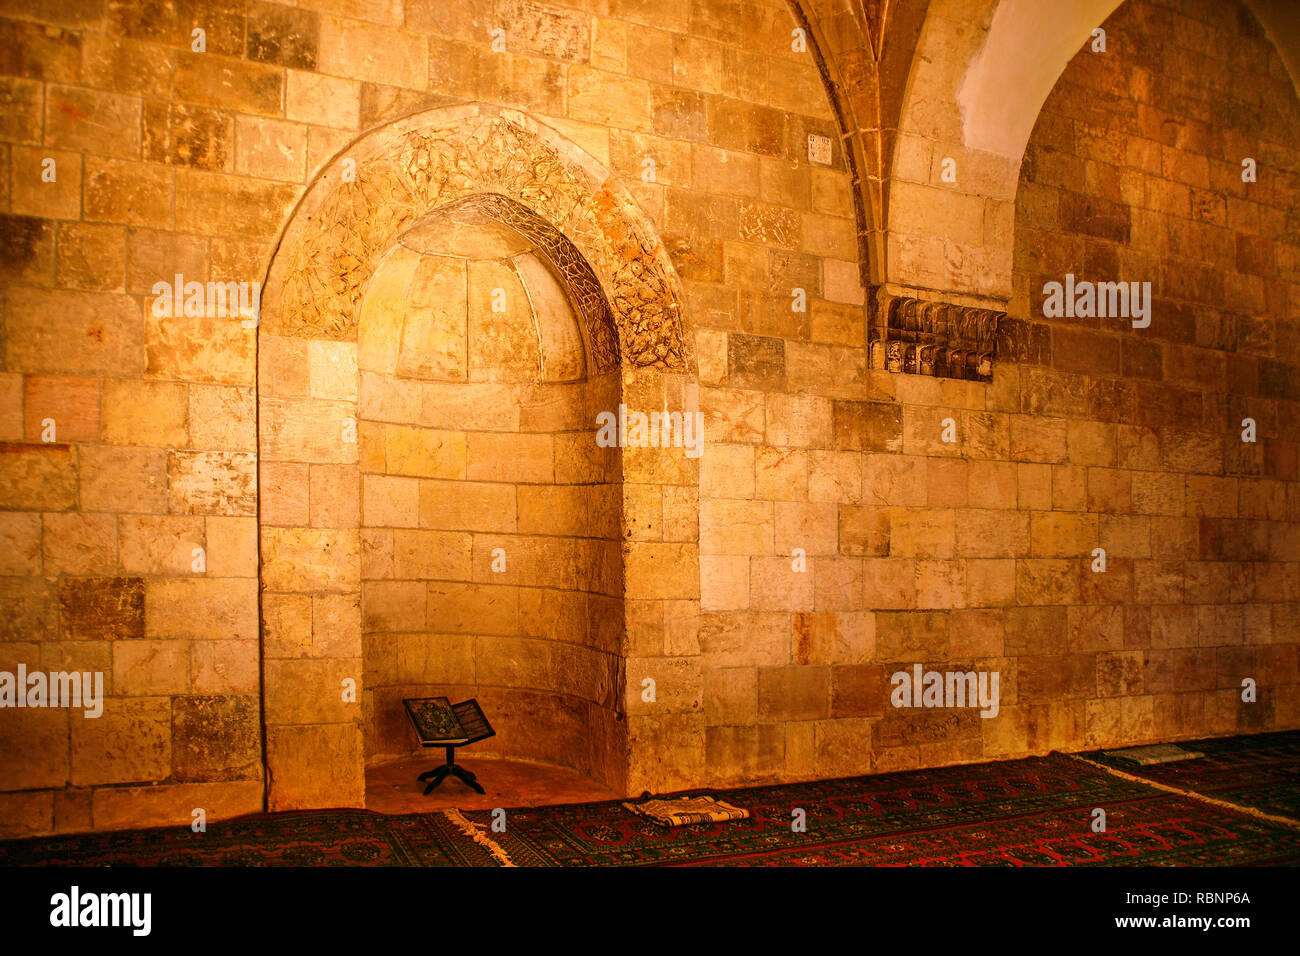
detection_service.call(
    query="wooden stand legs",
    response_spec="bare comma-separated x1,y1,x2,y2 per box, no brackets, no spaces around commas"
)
417,746,485,795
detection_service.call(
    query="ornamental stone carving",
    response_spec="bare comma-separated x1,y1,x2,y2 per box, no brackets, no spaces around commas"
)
262,105,691,373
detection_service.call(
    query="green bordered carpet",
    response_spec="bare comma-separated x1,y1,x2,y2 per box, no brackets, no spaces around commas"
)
1084,730,1300,822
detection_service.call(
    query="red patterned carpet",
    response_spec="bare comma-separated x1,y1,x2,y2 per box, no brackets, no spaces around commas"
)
483,749,1300,866
3,744,1297,867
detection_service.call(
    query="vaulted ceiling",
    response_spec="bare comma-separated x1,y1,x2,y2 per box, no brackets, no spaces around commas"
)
787,0,1300,303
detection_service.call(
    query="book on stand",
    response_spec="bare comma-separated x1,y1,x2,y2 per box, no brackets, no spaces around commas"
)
402,696,495,747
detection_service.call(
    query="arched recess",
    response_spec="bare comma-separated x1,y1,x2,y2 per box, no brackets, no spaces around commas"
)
256,105,697,811
868,0,1300,382
887,0,1300,306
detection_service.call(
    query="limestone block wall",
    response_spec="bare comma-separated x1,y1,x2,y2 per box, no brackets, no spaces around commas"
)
0,0,1296,837
0,0,836,833
693,0,1300,785
999,0,1300,750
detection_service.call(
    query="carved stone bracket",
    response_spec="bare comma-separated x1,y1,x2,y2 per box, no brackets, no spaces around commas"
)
868,288,1004,382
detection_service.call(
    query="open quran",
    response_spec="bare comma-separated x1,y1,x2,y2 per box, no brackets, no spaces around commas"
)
402,697,495,747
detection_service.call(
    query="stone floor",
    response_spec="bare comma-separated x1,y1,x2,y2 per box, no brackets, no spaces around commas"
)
364,754,620,813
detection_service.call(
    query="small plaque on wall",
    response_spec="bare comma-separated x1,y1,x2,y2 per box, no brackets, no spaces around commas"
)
808,133,833,166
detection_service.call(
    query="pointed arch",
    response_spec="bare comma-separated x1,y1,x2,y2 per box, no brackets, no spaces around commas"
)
262,104,693,373
256,104,698,810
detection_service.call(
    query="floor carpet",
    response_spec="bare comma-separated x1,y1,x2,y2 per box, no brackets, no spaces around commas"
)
0,808,497,867
1085,730,1300,822
487,751,1300,866
3,745,1297,867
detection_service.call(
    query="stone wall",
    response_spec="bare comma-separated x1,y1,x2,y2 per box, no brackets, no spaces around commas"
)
0,0,1296,836
1001,0,1300,748
693,0,1299,784
0,0,837,832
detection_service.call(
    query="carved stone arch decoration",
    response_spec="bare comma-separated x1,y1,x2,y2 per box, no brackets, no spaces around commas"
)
261,104,693,374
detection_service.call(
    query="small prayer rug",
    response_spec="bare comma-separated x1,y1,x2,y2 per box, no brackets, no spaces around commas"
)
622,795,750,827
1101,744,1204,765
